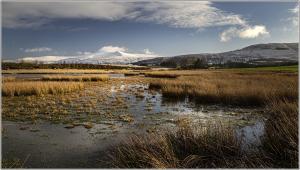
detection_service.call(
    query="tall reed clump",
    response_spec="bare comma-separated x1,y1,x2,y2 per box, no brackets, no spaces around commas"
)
261,99,298,168
2,81,84,96
149,72,298,106
41,75,109,82
108,123,267,168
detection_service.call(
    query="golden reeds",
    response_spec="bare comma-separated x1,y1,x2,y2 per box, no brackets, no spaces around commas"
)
261,99,298,168
2,77,16,82
2,69,113,74
108,122,269,168
149,71,298,106
2,81,84,96
41,75,109,81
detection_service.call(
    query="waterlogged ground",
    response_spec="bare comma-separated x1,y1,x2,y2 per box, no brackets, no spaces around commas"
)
2,74,265,168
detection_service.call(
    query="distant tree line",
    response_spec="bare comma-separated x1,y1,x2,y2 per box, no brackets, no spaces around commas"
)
159,58,298,69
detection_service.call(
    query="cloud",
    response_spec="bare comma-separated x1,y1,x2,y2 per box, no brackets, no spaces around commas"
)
24,47,52,52
220,25,269,42
239,25,269,38
143,49,153,54
2,2,136,28
99,46,127,53
288,4,299,26
3,1,247,30
136,1,246,30
77,51,91,55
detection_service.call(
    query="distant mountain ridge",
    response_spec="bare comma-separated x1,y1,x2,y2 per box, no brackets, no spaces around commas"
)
134,43,298,68
14,49,160,64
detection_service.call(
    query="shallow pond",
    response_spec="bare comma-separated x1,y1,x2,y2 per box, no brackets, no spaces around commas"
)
2,76,266,168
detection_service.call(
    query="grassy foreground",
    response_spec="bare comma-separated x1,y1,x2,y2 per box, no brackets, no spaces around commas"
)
108,99,298,168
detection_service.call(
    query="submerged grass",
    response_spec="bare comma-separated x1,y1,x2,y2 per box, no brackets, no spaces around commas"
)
149,71,298,106
41,75,109,82
2,81,84,96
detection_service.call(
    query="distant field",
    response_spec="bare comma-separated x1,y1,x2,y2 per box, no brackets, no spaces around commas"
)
232,65,298,72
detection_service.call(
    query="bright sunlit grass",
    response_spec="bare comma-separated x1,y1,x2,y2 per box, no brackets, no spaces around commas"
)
2,81,84,96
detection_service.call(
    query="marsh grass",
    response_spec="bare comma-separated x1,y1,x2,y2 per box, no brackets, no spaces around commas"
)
108,98,298,168
2,158,23,168
261,99,298,168
2,77,16,82
149,71,298,106
2,69,113,74
2,81,84,96
41,75,109,82
108,122,269,168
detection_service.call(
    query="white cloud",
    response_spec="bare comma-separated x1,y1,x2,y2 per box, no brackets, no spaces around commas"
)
99,46,127,53
19,56,68,63
3,1,247,30
220,25,269,42
143,49,153,54
24,47,52,52
239,25,269,38
288,4,299,26
77,51,91,55
136,1,246,30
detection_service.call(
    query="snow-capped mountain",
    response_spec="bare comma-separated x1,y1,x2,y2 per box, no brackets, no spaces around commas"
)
17,46,160,64
134,43,298,67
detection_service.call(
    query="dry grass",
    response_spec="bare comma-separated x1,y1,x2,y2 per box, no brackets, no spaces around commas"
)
2,81,84,96
261,99,298,168
41,75,109,82
2,77,16,82
108,99,298,168
149,71,298,106
108,122,267,168
2,69,113,74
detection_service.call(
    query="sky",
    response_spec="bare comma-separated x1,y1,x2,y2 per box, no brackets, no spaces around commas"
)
2,1,299,60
